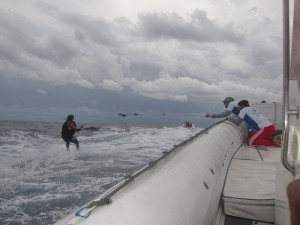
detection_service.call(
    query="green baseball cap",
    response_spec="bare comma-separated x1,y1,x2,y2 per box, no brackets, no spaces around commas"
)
222,97,234,103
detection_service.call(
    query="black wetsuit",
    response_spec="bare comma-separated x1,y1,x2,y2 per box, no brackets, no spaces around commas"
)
61,121,79,150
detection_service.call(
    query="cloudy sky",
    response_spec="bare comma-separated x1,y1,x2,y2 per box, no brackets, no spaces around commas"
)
0,0,288,126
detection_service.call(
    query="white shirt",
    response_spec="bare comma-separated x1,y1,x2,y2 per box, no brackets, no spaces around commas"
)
227,101,240,115
239,107,272,131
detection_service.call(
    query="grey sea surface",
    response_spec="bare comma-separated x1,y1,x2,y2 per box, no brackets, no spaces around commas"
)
0,120,202,225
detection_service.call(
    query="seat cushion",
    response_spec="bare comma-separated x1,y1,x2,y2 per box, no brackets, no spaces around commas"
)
223,146,280,222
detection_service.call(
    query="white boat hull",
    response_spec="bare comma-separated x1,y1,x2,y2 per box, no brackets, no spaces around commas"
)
54,121,248,225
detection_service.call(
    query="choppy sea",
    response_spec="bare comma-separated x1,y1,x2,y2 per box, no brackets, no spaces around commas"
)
0,120,203,225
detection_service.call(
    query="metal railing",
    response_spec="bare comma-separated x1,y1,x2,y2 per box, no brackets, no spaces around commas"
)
281,0,295,175
281,0,300,176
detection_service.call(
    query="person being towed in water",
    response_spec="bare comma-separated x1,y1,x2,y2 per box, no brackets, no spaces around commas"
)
61,114,82,150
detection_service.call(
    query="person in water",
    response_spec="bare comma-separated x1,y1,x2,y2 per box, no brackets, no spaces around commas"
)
205,96,242,125
182,122,194,128
61,114,81,150
238,100,281,147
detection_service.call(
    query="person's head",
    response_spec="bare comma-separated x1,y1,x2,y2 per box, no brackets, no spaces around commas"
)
67,114,74,121
238,100,250,110
222,97,234,108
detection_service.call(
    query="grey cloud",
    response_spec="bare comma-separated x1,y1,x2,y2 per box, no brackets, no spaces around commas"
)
55,12,123,48
0,9,80,79
36,89,47,94
138,9,244,43
248,7,258,13
129,60,162,81
36,1,60,16
0,76,211,126
37,2,128,48
98,79,123,92
0,2,283,123
38,37,79,65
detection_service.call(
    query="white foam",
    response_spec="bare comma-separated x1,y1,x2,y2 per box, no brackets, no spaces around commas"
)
0,124,203,224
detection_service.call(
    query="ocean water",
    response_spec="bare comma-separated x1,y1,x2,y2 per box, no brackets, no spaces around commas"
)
0,120,203,225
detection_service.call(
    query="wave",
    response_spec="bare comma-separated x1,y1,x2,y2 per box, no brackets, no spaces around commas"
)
0,121,202,225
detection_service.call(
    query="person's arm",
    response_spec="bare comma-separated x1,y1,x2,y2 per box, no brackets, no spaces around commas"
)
227,115,243,125
207,110,231,118
68,122,80,132
287,179,300,225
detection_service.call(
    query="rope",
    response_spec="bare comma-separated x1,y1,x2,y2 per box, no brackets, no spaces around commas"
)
118,113,205,117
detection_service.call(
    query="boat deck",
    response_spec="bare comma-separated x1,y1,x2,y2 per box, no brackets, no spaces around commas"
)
223,144,281,224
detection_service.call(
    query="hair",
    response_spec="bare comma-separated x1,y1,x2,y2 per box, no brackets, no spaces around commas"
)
238,100,250,107
67,114,74,121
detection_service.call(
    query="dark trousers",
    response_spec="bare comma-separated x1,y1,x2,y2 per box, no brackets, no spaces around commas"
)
65,137,79,150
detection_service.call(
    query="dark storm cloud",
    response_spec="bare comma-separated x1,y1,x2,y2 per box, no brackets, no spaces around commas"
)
0,8,80,80
138,9,244,43
0,1,284,124
37,2,127,48
129,61,162,80
0,76,209,126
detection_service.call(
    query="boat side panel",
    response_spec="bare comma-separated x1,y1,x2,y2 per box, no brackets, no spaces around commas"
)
55,122,246,225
